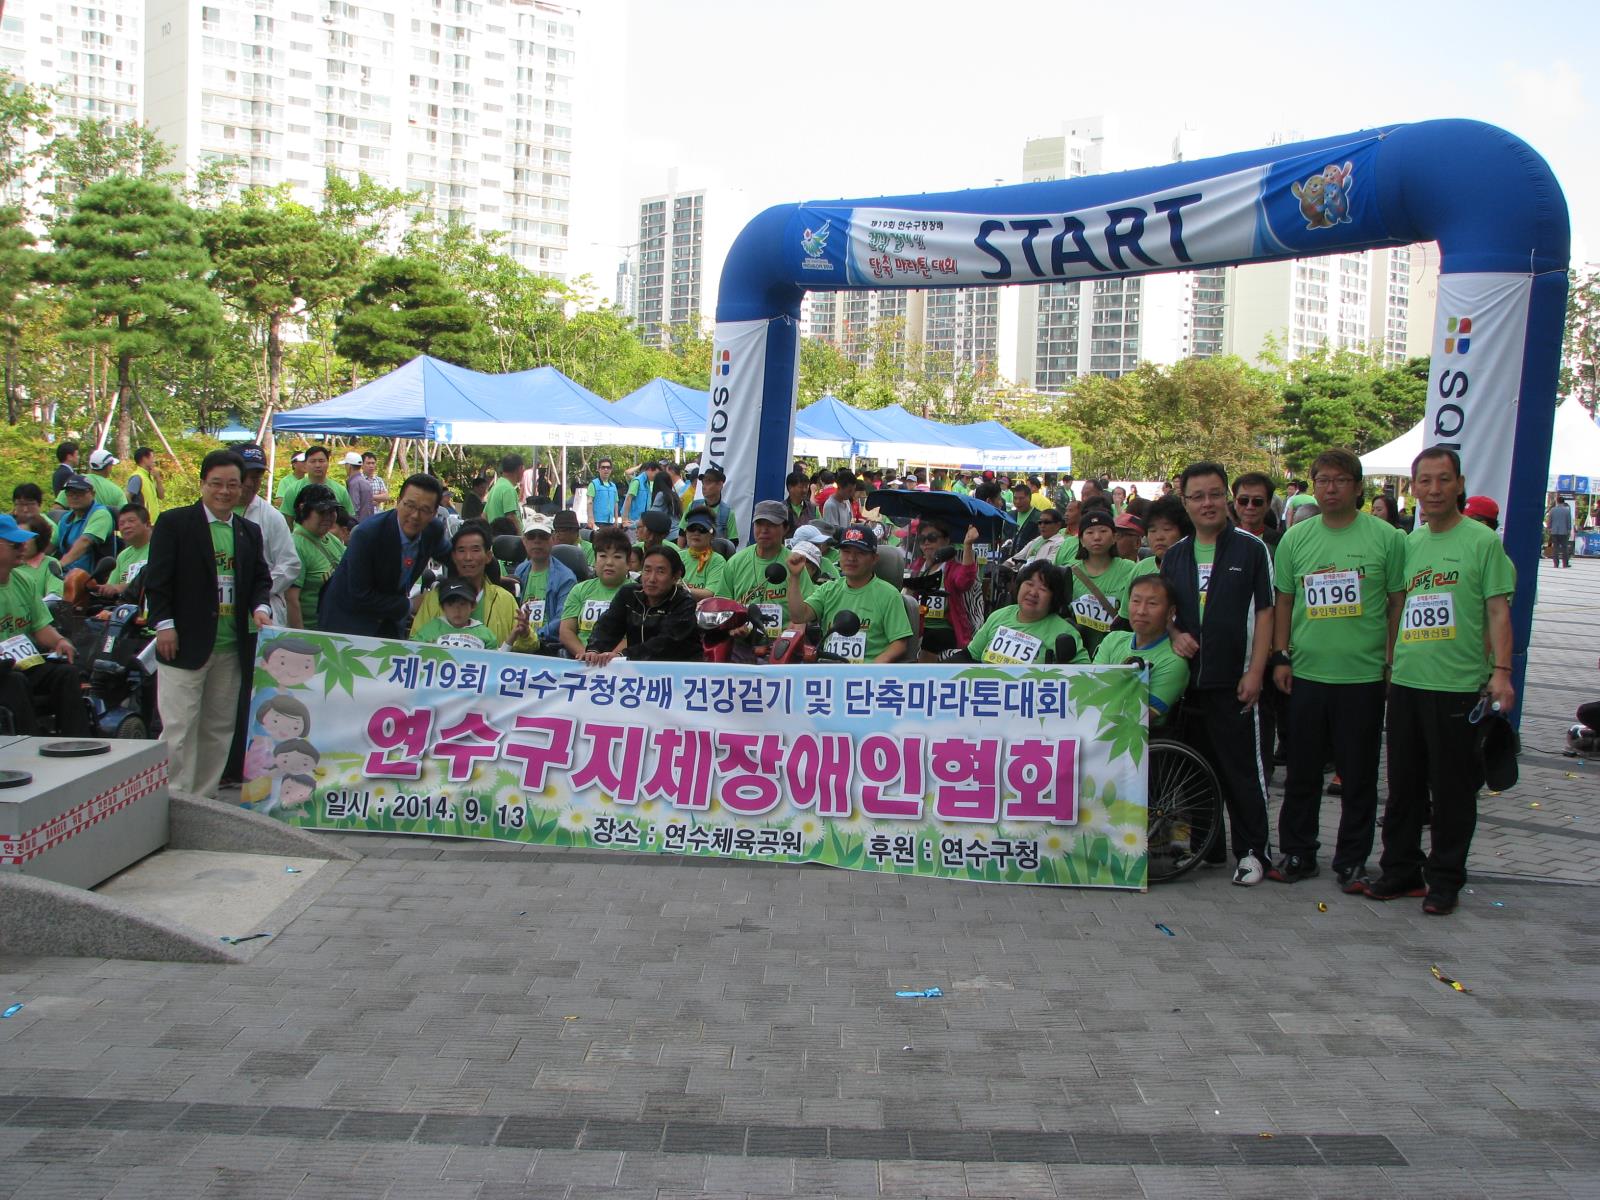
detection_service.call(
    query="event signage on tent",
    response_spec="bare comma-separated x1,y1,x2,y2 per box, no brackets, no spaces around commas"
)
272,356,666,448
708,119,1569,708
612,378,712,453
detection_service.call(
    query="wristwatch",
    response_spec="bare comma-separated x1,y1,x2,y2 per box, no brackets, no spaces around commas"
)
1268,650,1291,670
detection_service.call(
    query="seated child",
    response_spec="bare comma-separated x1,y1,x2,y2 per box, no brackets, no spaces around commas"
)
413,576,502,650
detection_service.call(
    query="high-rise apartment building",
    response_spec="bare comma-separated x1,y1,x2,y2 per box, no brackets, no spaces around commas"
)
0,0,143,130
144,0,578,277
631,169,745,343
1224,244,1436,366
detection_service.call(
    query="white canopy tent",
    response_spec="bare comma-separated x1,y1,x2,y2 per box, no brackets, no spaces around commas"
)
1361,397,1600,490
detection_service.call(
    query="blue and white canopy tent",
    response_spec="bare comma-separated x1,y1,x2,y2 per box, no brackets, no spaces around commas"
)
271,355,671,496
611,378,713,454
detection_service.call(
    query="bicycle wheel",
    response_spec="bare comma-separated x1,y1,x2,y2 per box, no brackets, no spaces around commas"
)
1146,739,1224,884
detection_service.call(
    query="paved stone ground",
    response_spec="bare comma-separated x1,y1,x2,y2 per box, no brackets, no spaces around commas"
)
0,561,1597,1199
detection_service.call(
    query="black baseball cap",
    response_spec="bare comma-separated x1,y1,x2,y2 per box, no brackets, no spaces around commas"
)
439,578,476,606
1079,509,1116,535
838,524,879,554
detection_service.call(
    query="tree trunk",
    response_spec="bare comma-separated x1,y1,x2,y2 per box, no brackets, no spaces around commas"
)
267,310,283,417
4,338,15,425
116,349,133,459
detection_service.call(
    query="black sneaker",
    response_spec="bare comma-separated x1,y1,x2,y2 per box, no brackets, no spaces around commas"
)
1267,855,1318,883
1423,891,1458,916
1325,775,1343,796
1333,864,1368,895
1363,874,1427,901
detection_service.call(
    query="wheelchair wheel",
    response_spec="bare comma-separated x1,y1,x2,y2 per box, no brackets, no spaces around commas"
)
1146,738,1223,884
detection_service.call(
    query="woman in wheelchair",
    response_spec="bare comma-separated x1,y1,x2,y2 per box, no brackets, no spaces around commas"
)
957,560,1086,666
1091,573,1190,724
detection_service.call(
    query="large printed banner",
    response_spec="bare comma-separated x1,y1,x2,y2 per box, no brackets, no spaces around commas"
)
1425,272,1534,514
242,630,1150,889
791,139,1385,290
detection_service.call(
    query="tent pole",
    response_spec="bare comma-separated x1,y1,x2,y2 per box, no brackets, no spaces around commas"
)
560,444,569,513
423,439,431,474
266,437,276,505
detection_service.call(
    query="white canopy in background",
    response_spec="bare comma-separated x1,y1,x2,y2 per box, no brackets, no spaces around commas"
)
1360,397,1600,489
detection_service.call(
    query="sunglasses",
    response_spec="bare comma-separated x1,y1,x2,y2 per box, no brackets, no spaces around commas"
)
1234,495,1267,507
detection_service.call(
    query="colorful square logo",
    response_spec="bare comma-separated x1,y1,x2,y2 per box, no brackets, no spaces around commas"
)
719,349,731,376
1444,315,1471,355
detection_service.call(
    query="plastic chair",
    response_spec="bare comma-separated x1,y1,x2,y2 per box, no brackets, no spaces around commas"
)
551,544,592,582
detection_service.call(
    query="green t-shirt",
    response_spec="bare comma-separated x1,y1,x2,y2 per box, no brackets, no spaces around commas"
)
805,575,914,663
210,520,237,652
1391,516,1516,693
561,577,623,647
1066,556,1137,649
278,476,353,517
413,616,496,649
56,505,114,560
723,545,817,632
112,542,150,588
1273,511,1406,685
681,548,729,596
1130,555,1160,579
1286,492,1318,511
967,604,1086,665
1194,539,1216,612
13,559,63,602
485,477,523,531
1094,629,1191,722
291,525,344,629
0,567,54,669
1050,536,1082,567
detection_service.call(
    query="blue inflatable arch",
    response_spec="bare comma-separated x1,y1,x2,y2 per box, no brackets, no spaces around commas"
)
705,119,1569,700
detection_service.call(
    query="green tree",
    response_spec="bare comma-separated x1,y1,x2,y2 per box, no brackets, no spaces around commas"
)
1562,268,1600,416
333,255,479,376
41,119,173,211
205,194,360,426
798,335,857,406
45,176,222,458
0,207,37,423
0,73,51,196
1279,354,1429,471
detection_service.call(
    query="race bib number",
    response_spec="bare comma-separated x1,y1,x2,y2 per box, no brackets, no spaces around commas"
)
434,631,489,650
0,633,43,670
1400,591,1456,642
981,625,1042,665
522,598,545,626
1303,570,1362,619
756,602,784,632
217,571,235,619
1071,591,1114,633
823,631,867,663
923,593,948,622
1197,563,1213,595
579,598,611,633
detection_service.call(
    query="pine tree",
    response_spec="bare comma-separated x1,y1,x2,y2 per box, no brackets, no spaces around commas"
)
45,177,222,457
334,255,479,377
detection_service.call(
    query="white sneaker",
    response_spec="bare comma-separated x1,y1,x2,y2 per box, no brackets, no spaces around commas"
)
1232,853,1265,887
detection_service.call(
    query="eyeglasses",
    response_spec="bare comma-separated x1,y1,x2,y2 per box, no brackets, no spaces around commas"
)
599,464,613,470
1039,517,1061,525
1234,495,1267,507
920,533,946,542
1313,475,1355,488
1184,491,1228,504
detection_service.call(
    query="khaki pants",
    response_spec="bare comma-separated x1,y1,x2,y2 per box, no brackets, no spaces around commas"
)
157,653,243,798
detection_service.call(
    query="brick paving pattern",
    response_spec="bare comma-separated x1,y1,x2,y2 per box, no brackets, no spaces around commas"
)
0,559,1596,1197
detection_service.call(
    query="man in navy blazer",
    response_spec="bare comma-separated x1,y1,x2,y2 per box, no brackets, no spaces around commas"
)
318,473,448,638
144,449,273,796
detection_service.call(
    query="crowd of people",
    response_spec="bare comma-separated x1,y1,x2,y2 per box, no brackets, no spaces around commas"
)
0,435,1543,915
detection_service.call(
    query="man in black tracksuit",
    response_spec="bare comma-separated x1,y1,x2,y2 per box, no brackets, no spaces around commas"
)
1161,462,1276,885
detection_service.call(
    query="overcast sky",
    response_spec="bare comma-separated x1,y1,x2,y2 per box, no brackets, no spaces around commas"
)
566,0,1597,302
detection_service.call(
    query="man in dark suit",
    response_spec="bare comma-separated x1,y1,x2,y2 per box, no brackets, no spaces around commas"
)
144,449,272,797
317,473,448,638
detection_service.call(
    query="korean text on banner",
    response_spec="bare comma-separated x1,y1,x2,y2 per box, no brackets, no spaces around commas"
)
242,629,1151,890
1426,272,1534,511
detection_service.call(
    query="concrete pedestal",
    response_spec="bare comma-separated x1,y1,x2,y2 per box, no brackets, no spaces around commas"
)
0,737,168,890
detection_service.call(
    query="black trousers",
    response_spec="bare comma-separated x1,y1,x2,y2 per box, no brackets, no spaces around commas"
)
1550,534,1573,567
1380,684,1483,895
1180,686,1271,861
0,662,91,736
1277,678,1386,870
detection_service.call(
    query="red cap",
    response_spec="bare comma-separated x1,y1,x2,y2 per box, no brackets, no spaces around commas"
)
1114,512,1145,533
1463,495,1500,521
